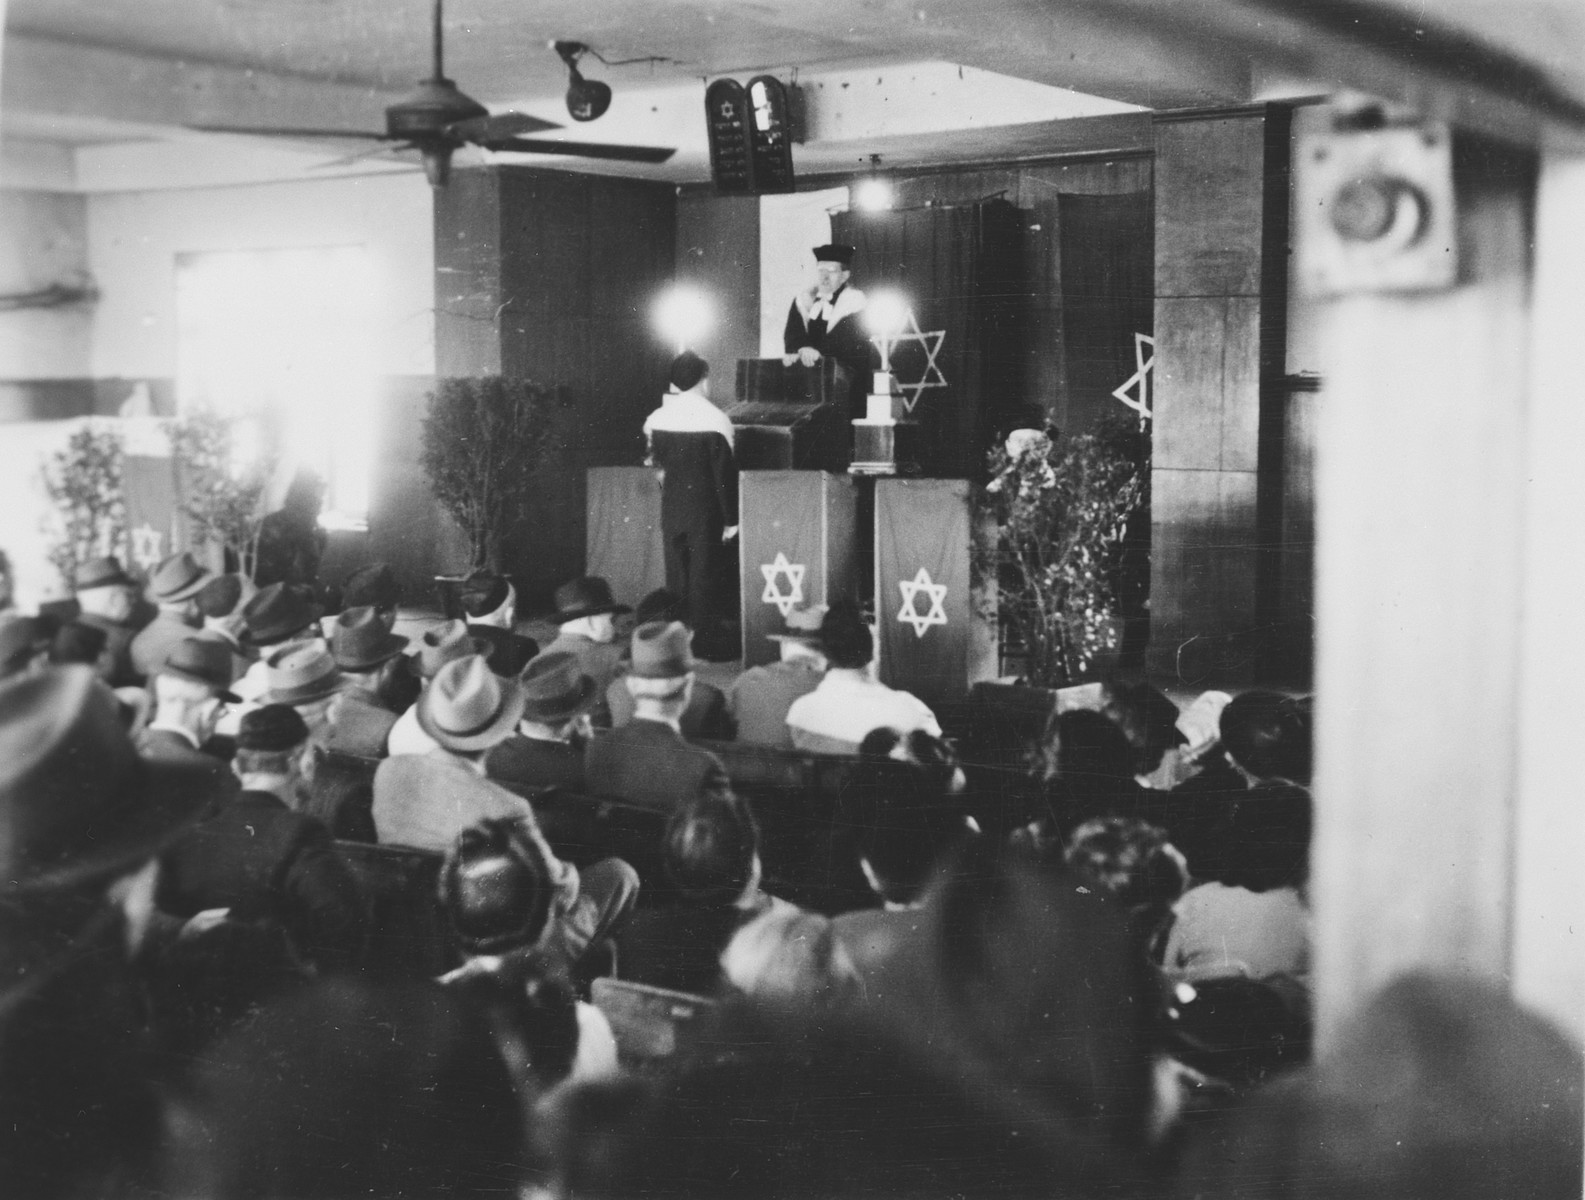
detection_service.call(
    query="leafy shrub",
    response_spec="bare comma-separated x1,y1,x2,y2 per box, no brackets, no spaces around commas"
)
40,422,126,588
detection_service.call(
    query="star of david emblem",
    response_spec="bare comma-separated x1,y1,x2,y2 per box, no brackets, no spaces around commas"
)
896,567,948,638
1111,332,1155,426
130,523,164,572
759,552,806,617
873,312,947,414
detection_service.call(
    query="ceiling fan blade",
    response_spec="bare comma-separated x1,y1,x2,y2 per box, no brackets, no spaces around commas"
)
186,124,391,141
449,111,563,141
310,143,416,170
478,137,675,164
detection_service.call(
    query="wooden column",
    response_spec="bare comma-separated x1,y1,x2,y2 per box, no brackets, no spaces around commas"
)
1310,135,1536,1049
434,167,676,601
1147,108,1290,685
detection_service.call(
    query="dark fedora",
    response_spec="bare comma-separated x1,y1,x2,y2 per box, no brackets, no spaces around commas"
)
49,620,108,667
341,562,401,614
552,576,631,623
237,704,311,754
262,643,343,706
196,573,244,620
417,655,525,753
630,620,695,681
0,666,214,894
331,606,409,672
73,555,135,592
241,583,322,648
518,651,598,725
160,636,241,702
148,551,211,603
0,616,48,676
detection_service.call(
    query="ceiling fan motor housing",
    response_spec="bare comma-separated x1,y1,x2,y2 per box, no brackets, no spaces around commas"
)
385,77,490,140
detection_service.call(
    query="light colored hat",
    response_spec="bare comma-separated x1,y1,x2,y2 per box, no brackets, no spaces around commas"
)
630,620,694,680
417,654,526,753
262,642,343,706
148,551,211,603
416,619,481,680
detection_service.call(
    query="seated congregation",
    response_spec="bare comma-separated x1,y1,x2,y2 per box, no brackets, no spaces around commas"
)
0,548,1577,1200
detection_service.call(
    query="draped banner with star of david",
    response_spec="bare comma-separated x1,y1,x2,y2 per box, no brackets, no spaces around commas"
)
737,470,858,668
832,199,1024,480
875,478,971,705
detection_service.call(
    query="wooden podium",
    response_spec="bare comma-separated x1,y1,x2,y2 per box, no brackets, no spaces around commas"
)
874,478,973,706
738,471,859,667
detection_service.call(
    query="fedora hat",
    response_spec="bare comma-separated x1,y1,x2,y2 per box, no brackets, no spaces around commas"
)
552,576,631,623
0,615,48,676
630,620,695,680
767,602,829,645
416,619,482,680
49,620,108,667
341,562,401,614
332,606,409,672
0,666,215,894
196,573,244,620
161,636,242,702
241,583,322,648
148,551,211,603
262,642,343,706
73,555,135,592
416,655,525,753
518,651,598,725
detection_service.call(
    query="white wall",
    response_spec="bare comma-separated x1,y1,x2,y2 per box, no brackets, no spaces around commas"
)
86,171,435,380
758,186,849,357
0,189,91,379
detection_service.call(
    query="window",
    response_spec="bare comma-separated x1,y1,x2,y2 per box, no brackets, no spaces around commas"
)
175,245,376,529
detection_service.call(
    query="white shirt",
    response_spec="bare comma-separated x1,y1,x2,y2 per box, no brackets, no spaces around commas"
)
643,387,735,449
785,667,940,755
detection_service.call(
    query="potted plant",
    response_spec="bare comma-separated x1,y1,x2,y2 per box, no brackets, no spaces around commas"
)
419,375,562,609
166,409,277,580
40,421,127,589
972,416,1146,688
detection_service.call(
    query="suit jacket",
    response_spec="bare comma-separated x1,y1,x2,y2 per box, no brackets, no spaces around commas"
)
643,391,738,534
373,748,546,854
606,670,734,741
728,661,824,749
486,733,586,792
129,612,201,679
135,727,240,805
322,687,399,758
157,790,367,970
783,284,872,415
583,718,732,814
468,624,539,678
615,891,788,994
76,613,140,687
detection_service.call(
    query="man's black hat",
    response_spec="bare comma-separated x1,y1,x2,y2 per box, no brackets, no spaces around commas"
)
812,243,855,265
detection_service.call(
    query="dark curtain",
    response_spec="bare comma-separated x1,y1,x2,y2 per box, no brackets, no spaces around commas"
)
1053,191,1154,434
833,200,1025,480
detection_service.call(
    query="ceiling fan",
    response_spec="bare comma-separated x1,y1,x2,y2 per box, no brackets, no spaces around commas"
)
187,0,675,185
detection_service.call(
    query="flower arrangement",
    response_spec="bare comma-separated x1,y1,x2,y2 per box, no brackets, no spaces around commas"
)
40,421,126,588
974,416,1146,686
166,409,275,580
419,376,563,573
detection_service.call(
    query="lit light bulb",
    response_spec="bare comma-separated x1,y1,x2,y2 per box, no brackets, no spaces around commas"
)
864,289,909,338
653,284,714,352
853,176,893,212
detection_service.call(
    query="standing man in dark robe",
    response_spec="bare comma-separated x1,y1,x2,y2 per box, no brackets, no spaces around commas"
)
643,351,738,644
783,242,872,419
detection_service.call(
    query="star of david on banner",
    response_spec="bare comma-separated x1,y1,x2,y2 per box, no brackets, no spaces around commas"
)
760,552,806,617
131,523,165,573
896,567,948,638
1111,332,1155,426
873,312,947,414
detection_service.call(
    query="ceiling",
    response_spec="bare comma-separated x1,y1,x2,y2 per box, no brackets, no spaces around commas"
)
2,0,1583,191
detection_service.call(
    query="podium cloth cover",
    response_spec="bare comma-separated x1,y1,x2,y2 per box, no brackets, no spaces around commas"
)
875,478,972,706
586,467,667,610
738,471,858,668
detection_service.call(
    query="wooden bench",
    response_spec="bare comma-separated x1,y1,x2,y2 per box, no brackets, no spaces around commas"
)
590,977,721,1069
